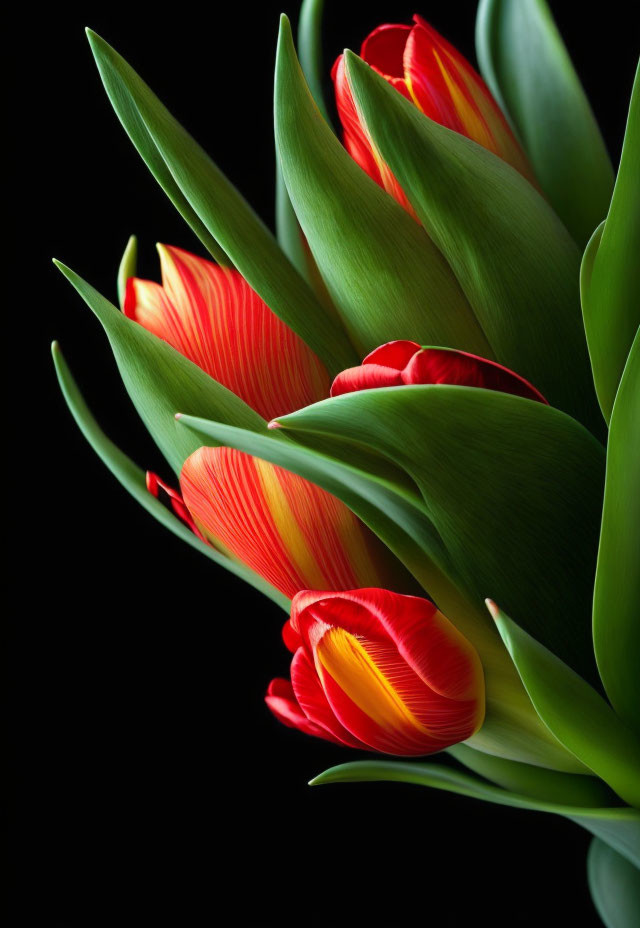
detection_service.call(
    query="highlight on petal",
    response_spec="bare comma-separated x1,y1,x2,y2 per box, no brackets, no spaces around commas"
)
331,15,536,212
179,447,396,600
267,588,485,756
330,342,547,403
124,244,329,420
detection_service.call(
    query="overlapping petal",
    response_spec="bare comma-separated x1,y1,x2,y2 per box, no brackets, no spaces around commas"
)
125,244,329,420
266,589,485,756
331,340,547,403
332,15,535,214
180,447,397,600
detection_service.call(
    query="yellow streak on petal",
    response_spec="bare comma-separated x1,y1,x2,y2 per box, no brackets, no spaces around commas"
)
317,627,430,735
433,50,496,152
254,458,328,590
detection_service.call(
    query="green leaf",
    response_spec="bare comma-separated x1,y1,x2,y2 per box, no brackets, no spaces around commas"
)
54,261,264,475
275,15,492,360
298,0,332,125
177,411,590,774
448,743,614,807
272,385,604,684
86,29,355,376
117,234,137,308
588,838,640,928
593,330,640,738
310,759,640,868
51,342,289,611
344,50,600,433
489,601,640,808
581,64,640,422
476,0,614,248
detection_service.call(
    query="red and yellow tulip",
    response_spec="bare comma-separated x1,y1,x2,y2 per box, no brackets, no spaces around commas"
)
332,15,536,213
266,588,485,755
126,244,402,599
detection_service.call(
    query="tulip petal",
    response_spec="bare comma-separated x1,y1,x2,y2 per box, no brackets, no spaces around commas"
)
331,55,416,215
404,347,548,403
125,244,329,421
330,363,403,397
362,339,421,369
290,648,363,747
361,24,412,82
180,447,393,600
265,677,338,742
405,16,534,182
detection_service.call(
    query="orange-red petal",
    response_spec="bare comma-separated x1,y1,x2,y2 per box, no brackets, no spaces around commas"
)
180,447,396,600
124,244,329,420
404,16,535,182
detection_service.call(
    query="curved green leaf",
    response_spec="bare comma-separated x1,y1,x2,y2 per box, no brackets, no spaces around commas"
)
311,759,640,867
448,743,614,807
344,50,600,433
273,385,604,683
476,0,614,248
275,15,492,359
86,29,355,376
117,234,137,308
489,601,640,808
54,261,264,475
581,64,640,422
177,412,589,774
298,0,332,125
593,330,640,737
52,342,289,611
588,838,640,928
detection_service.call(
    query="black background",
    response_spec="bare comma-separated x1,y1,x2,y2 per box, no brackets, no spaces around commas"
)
9,2,638,924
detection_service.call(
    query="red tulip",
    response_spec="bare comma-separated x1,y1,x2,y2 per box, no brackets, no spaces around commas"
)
127,244,404,598
266,588,485,755
330,340,548,404
332,15,535,214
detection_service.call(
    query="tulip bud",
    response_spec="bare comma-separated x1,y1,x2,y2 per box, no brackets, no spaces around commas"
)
266,588,485,755
330,340,548,403
332,16,536,214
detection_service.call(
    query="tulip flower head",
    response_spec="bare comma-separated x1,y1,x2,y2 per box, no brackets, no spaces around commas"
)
332,15,536,213
266,588,485,755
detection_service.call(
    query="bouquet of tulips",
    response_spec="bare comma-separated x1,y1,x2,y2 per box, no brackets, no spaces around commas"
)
53,0,639,920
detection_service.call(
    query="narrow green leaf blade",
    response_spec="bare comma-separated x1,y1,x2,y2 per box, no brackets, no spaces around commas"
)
298,0,332,125
51,342,289,610
448,743,614,807
344,50,599,431
117,234,137,308
54,261,264,474
311,759,640,867
489,601,640,807
274,385,605,683
87,28,355,375
588,838,640,928
581,64,640,422
476,0,614,248
275,15,492,359
593,330,640,736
